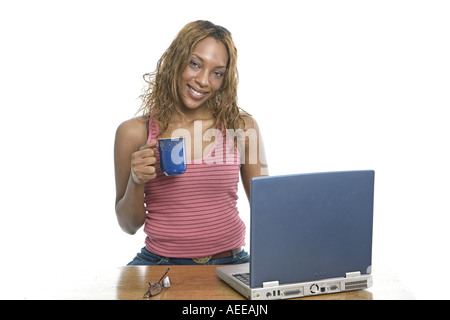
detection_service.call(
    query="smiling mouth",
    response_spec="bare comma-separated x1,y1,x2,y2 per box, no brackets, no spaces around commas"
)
188,84,208,97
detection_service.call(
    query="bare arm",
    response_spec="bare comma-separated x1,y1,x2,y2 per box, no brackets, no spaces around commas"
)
114,117,157,235
239,115,269,201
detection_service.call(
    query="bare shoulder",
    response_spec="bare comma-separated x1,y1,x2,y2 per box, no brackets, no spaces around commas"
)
115,116,148,148
240,113,260,131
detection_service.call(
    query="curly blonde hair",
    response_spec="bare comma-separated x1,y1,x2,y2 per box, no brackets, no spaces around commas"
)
138,20,248,137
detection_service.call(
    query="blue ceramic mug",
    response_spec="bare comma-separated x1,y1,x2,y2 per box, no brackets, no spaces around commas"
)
158,137,187,176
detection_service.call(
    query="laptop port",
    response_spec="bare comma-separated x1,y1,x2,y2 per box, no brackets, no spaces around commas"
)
328,284,340,291
310,284,319,294
284,289,301,296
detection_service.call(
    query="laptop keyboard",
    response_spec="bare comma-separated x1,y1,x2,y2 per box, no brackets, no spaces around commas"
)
233,272,250,286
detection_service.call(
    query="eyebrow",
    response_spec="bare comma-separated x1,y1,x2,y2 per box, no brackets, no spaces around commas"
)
192,54,227,69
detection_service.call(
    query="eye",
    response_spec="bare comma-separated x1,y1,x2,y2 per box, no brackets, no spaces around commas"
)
214,71,224,78
189,60,200,69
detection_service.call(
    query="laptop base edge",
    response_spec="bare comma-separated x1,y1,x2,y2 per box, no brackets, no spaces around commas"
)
216,264,372,300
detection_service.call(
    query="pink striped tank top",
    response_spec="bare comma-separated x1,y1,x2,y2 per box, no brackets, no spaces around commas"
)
143,119,246,258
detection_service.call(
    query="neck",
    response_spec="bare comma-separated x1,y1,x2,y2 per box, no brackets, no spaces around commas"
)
173,105,214,124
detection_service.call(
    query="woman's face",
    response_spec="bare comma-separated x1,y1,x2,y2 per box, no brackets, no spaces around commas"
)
178,37,228,112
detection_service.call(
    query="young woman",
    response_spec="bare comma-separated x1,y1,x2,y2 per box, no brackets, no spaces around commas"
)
114,20,268,265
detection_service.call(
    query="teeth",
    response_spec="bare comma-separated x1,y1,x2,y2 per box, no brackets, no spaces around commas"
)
189,86,205,96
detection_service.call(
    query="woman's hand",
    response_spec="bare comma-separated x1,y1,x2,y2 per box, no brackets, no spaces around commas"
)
130,140,158,184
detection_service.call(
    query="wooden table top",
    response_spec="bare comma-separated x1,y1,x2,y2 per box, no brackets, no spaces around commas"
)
37,265,413,300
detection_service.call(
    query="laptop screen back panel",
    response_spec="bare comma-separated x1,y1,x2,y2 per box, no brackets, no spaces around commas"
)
249,171,374,288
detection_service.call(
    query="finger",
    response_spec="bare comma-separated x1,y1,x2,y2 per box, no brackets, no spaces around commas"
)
139,140,158,151
141,172,157,182
138,148,156,158
132,165,157,181
140,166,157,180
143,156,157,166
140,164,157,175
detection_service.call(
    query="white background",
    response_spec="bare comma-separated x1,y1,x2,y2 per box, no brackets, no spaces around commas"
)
1,0,449,299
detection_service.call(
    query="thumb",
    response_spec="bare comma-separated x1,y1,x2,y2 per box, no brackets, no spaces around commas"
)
139,139,158,151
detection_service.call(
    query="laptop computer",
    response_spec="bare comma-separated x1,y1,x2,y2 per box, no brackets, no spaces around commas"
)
216,170,374,300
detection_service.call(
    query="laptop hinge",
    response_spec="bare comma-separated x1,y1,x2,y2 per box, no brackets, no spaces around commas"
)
263,280,279,288
345,271,361,278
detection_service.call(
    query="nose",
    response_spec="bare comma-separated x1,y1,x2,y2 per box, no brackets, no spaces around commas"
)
195,69,209,88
